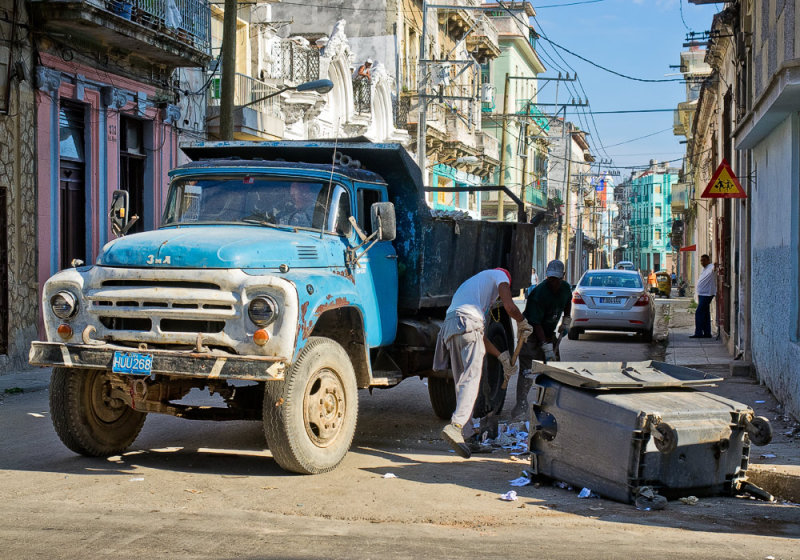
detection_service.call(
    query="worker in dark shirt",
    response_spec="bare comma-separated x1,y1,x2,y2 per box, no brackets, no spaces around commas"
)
512,259,572,418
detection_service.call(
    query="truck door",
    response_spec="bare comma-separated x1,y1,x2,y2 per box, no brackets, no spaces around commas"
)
353,185,398,346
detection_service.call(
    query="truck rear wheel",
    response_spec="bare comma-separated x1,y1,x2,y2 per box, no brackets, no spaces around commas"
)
263,337,358,474
472,321,508,418
49,367,146,456
428,376,456,420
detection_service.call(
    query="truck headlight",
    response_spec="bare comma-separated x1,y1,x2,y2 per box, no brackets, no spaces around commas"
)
248,295,279,327
51,291,78,320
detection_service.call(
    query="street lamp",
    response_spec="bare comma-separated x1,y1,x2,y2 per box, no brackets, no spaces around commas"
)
210,79,334,125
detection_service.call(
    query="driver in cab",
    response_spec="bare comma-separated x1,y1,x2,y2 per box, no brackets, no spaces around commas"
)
279,182,319,227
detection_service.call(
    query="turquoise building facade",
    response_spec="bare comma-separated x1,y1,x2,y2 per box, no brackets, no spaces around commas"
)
623,163,679,272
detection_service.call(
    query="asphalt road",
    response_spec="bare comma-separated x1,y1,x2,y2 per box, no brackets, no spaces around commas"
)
2,303,798,559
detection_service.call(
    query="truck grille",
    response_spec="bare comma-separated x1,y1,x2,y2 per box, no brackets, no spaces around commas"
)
85,269,240,351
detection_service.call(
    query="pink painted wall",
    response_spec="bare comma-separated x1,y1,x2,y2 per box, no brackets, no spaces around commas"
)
36,54,179,335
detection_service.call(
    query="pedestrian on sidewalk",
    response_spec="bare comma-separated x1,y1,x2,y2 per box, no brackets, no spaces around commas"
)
525,267,539,298
514,259,572,418
691,254,716,338
647,269,657,293
433,268,532,458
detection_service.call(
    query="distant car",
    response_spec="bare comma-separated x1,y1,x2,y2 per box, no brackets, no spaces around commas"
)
614,261,635,270
569,269,656,341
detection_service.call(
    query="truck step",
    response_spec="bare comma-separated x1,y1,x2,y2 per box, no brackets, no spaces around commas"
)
370,370,403,386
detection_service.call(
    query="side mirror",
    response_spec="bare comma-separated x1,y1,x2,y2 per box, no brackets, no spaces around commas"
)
370,202,396,242
109,190,139,237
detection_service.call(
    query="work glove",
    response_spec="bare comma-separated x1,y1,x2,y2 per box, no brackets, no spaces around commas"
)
498,351,519,384
517,319,533,342
541,342,556,363
559,316,572,336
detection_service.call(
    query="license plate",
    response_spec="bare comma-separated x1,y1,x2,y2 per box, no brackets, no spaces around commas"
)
600,297,623,304
112,351,153,376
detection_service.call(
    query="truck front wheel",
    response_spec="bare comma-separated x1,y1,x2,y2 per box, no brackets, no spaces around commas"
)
49,367,147,456
263,337,358,474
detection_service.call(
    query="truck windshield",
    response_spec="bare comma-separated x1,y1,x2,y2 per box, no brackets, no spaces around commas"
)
162,176,333,230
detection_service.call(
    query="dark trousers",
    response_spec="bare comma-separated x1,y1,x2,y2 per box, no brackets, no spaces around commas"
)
695,295,714,336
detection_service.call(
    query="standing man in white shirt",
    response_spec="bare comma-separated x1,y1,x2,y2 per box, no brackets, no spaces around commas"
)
433,268,532,458
692,254,717,338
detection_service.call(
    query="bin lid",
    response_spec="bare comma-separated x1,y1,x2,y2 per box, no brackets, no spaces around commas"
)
531,360,722,390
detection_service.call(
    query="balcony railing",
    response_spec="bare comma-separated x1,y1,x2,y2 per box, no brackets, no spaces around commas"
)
208,73,280,116
104,0,210,52
525,185,547,209
262,40,320,84
353,77,371,114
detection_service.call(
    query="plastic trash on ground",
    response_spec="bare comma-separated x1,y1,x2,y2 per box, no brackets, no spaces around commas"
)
383,473,398,479
509,476,531,487
500,490,518,501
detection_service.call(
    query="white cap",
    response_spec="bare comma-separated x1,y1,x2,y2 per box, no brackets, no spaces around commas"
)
366,58,373,64
545,259,565,279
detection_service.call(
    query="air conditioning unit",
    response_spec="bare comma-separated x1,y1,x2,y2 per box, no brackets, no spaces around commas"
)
481,83,495,104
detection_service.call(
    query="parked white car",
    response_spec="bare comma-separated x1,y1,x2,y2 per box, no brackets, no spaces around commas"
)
569,269,655,341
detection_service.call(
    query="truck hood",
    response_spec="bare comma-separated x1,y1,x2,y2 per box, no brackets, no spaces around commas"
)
98,225,326,268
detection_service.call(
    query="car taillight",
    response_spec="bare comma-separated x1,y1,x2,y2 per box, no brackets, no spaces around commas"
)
634,294,650,306
572,292,586,304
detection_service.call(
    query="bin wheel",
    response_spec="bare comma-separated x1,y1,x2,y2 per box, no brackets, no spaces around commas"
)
652,422,678,454
747,416,773,446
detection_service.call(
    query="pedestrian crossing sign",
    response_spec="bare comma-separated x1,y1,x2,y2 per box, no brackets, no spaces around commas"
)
701,159,747,199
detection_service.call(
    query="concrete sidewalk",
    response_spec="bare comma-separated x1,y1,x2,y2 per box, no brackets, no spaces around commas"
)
662,297,800,503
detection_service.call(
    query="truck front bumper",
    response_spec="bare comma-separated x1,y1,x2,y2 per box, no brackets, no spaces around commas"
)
29,342,287,382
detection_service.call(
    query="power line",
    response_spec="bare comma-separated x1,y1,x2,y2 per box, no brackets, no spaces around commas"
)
536,0,608,8
603,127,673,148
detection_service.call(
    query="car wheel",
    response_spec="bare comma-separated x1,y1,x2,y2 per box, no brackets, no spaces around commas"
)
642,325,654,342
567,327,580,341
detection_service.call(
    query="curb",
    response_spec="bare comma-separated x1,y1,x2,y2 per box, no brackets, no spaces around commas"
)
747,465,800,503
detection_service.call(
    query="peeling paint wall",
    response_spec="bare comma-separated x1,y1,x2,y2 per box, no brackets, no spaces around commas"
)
0,0,38,371
750,115,800,419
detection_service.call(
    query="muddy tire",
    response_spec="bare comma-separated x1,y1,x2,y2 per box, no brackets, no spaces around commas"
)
49,367,146,456
263,337,358,474
472,322,508,418
427,376,456,420
642,325,654,342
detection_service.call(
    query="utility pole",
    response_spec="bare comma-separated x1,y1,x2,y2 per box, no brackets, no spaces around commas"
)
416,1,428,186
497,73,511,220
219,0,238,140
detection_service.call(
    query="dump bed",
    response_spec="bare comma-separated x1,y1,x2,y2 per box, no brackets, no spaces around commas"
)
181,140,534,312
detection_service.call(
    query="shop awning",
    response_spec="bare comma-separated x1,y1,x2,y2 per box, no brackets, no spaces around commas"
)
679,244,696,252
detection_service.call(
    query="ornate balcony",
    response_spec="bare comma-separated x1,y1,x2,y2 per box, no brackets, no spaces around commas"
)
207,73,284,140
30,0,211,68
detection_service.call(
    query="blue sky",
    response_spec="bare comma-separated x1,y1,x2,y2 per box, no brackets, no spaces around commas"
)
528,0,722,171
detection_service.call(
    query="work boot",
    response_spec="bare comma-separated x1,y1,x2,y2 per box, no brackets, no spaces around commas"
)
441,423,471,459
511,373,535,419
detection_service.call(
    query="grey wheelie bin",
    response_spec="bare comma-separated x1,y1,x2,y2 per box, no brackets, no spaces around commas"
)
528,361,773,503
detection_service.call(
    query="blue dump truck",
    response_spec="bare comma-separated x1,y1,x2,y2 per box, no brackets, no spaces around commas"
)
30,140,534,473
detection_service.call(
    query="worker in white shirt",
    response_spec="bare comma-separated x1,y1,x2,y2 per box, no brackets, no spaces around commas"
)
691,254,717,338
433,268,533,458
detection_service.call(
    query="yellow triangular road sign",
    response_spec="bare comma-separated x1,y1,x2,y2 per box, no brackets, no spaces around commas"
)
701,159,746,199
